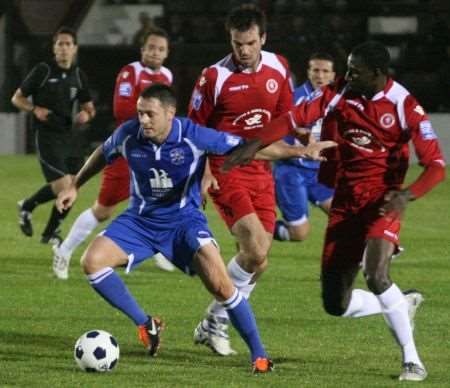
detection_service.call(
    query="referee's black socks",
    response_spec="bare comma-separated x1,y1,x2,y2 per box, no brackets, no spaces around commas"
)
22,184,56,212
42,205,71,239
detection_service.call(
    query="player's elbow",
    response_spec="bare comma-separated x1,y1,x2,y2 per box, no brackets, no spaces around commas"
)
11,90,21,108
437,161,446,182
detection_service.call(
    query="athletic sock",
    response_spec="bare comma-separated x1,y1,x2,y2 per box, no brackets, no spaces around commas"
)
42,205,71,237
22,184,55,212
343,289,383,317
222,288,266,362
377,283,422,366
274,219,290,241
60,208,99,257
207,257,256,320
88,267,148,326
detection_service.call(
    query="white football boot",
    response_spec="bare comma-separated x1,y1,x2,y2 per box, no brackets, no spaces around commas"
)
52,244,71,280
399,362,427,381
193,314,237,356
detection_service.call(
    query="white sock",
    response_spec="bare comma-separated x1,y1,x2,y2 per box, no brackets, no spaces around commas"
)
60,208,99,257
377,283,422,366
207,256,256,320
343,289,383,317
276,221,290,241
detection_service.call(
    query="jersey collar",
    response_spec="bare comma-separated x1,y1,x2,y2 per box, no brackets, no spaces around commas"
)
137,118,181,146
141,63,161,74
371,78,394,101
231,55,263,73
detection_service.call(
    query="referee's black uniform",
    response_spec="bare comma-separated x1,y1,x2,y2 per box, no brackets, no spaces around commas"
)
20,59,92,181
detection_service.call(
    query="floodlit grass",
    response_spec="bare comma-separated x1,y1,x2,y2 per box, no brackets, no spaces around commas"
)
0,155,449,387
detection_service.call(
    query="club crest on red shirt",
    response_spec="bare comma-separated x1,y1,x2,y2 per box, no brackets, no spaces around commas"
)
266,78,278,94
379,113,395,128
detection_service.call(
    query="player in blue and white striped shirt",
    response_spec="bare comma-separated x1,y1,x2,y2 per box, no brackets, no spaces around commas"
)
57,83,332,372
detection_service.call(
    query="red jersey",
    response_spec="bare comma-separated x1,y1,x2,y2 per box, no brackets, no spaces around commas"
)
113,61,173,125
259,78,445,194
188,51,293,179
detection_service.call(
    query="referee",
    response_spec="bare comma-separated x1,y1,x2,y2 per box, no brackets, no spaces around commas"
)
11,26,95,245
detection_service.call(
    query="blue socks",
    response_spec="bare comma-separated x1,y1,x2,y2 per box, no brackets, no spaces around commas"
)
88,267,148,326
222,289,267,362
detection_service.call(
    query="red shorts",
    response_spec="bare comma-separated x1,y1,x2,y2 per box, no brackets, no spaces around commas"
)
98,156,130,207
322,190,401,271
208,176,276,233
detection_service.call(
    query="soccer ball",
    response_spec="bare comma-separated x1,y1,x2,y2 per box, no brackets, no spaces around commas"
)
74,330,120,372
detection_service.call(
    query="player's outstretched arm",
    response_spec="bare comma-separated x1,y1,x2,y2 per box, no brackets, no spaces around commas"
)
56,146,107,212
255,140,337,161
222,139,264,171
222,138,337,171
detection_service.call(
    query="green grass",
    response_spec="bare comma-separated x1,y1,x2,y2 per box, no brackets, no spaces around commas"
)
0,155,449,387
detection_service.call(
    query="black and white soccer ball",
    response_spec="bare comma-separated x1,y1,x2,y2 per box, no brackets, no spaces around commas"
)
74,330,120,372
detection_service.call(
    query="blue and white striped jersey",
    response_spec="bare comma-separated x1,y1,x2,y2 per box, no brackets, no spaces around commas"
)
278,79,322,169
102,116,243,221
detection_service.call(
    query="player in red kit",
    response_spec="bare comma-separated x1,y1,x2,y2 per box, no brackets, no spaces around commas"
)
224,41,446,381
189,4,294,355
53,28,175,279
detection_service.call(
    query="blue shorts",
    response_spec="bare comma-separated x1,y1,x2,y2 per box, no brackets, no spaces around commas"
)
274,163,334,224
102,210,216,275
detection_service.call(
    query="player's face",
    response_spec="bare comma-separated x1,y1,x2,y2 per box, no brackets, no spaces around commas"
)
53,33,77,67
230,25,266,71
307,59,335,89
137,97,175,143
345,54,377,96
141,35,169,70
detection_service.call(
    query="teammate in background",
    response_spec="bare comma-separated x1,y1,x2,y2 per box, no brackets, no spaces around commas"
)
52,28,175,279
56,84,334,372
274,52,335,241
188,4,294,356
12,27,95,245
223,41,446,381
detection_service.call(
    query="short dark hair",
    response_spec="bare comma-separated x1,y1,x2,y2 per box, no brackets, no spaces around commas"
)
225,4,266,35
142,27,170,48
309,52,335,65
53,26,77,45
140,83,176,108
351,41,390,75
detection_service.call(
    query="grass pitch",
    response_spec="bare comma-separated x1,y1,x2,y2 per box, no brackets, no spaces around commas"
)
0,155,449,387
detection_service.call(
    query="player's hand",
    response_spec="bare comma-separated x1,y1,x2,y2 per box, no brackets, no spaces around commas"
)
75,110,90,125
292,127,311,145
33,106,50,122
201,172,219,209
300,141,337,161
56,186,78,213
222,139,263,172
379,189,411,217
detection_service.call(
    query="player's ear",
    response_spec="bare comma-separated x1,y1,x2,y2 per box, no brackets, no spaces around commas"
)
166,105,176,119
374,67,382,77
261,33,267,45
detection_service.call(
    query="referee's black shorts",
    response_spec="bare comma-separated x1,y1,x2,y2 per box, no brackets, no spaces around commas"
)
35,129,85,182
